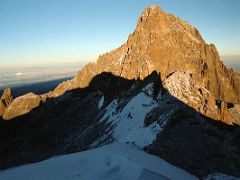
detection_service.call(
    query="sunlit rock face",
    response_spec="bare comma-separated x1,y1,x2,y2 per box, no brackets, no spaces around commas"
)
163,71,239,125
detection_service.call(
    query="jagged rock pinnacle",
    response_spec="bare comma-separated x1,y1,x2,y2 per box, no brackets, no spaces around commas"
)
0,88,13,116
144,5,164,13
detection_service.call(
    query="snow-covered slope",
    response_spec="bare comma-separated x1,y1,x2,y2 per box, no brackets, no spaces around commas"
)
0,143,197,180
97,83,165,148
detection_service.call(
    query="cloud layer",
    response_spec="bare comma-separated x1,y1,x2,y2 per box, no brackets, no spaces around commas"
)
0,62,86,89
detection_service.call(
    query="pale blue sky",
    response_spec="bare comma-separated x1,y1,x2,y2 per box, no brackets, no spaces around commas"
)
0,0,239,67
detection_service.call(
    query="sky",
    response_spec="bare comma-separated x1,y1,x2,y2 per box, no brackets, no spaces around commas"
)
0,0,239,67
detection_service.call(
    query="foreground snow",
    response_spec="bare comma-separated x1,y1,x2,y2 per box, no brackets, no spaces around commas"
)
204,173,240,180
0,143,197,180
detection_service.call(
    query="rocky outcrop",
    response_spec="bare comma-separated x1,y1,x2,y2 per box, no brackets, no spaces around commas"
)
3,93,41,120
0,88,13,116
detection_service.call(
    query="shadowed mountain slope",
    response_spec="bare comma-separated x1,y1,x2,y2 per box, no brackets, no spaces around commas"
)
0,72,240,178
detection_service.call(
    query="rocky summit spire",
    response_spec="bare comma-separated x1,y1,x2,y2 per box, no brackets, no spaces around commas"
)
136,5,172,32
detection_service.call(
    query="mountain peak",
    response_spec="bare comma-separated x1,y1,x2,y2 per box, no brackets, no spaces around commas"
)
137,5,166,32
70,5,240,123
1,5,240,125
137,4,200,41
142,5,164,14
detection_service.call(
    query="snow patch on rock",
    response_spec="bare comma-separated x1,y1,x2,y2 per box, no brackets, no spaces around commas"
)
98,96,104,109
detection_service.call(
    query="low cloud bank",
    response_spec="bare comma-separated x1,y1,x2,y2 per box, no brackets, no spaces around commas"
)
222,56,240,72
0,62,86,89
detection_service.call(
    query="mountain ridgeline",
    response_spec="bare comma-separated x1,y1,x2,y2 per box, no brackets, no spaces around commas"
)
1,5,239,124
0,5,240,178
